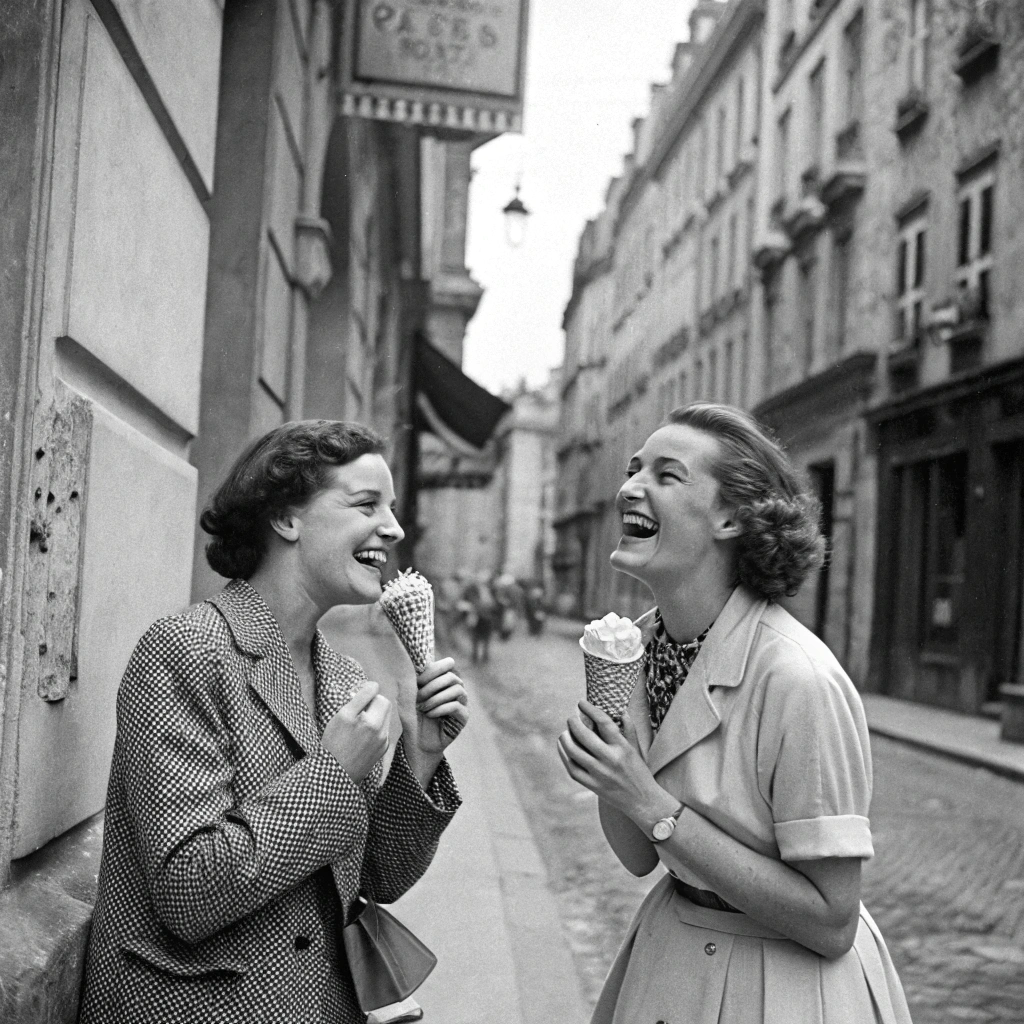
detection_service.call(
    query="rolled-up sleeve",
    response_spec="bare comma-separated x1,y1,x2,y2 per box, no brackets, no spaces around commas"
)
757,643,874,862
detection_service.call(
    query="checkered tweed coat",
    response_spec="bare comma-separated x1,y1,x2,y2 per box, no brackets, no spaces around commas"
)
79,579,461,1024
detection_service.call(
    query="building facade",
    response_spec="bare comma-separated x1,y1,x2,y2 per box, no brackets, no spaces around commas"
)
418,372,558,593
554,0,765,622
750,0,885,684
555,0,1024,718
0,0,520,1016
865,0,1024,714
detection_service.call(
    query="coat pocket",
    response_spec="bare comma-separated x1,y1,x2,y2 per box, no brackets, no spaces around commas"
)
116,939,249,1024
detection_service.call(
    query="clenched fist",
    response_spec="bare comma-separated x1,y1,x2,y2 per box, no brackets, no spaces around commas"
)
321,680,391,782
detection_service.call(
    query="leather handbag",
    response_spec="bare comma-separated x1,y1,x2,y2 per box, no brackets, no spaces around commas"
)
342,896,438,1011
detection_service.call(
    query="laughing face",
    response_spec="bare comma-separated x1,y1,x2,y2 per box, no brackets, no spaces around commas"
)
610,423,731,588
290,454,405,607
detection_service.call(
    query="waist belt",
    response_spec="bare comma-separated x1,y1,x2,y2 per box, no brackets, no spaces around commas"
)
672,876,740,913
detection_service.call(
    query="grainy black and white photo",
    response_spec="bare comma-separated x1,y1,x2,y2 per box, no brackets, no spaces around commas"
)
1,0,1023,1022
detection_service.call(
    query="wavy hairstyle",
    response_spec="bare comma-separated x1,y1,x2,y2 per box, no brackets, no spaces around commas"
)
667,403,825,600
200,420,386,579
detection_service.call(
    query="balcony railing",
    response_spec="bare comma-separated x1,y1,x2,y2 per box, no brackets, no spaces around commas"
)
955,0,1003,84
895,91,929,141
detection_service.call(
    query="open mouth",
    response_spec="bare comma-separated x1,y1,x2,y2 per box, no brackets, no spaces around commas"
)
354,549,387,573
622,512,659,539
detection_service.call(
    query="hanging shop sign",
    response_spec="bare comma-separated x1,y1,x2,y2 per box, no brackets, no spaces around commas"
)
339,0,529,133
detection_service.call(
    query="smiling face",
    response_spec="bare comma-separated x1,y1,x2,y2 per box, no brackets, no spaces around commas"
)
610,423,734,588
289,453,405,607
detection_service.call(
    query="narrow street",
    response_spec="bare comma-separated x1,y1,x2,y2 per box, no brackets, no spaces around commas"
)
458,617,1024,1024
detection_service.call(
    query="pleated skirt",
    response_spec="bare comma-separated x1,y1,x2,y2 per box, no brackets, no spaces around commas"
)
592,874,912,1024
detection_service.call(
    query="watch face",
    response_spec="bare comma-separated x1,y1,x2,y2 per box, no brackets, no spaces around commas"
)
653,818,674,841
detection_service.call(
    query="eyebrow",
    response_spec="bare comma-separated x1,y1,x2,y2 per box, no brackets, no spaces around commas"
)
626,455,689,472
342,487,398,507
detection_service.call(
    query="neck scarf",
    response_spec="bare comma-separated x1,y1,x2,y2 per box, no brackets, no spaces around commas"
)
644,613,711,732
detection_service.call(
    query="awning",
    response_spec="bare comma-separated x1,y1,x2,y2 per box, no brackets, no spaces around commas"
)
415,335,511,451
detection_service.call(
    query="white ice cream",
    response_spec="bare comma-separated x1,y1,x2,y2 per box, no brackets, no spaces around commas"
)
580,612,643,663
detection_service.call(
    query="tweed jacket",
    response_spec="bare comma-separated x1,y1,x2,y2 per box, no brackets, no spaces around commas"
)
79,579,461,1024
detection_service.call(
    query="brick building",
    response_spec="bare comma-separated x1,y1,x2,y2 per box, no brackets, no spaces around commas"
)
0,0,523,1015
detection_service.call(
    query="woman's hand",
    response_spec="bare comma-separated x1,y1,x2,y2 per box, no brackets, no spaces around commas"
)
557,701,677,831
321,681,392,783
413,657,469,753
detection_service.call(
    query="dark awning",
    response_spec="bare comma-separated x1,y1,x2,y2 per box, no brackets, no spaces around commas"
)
415,334,511,451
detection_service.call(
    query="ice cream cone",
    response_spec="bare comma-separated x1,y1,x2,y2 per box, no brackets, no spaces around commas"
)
380,570,460,739
580,645,644,725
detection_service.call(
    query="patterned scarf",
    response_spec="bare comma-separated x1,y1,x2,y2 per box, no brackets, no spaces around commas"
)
644,613,712,733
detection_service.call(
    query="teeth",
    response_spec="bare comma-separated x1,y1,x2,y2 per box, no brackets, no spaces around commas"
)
623,513,658,529
355,550,386,565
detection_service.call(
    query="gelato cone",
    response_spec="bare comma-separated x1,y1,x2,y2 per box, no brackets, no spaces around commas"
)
579,613,645,725
380,569,461,739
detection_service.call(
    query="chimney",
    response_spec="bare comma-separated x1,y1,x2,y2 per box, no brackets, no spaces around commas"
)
672,41,695,80
689,0,725,44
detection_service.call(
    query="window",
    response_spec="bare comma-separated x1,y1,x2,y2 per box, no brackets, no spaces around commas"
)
678,369,689,406
709,348,718,400
908,0,929,94
696,358,705,398
798,258,817,372
956,170,995,320
725,339,735,403
920,452,968,651
740,330,749,406
896,215,926,341
716,105,727,183
709,235,720,304
832,231,853,352
734,77,746,165
764,282,779,392
727,213,738,292
700,121,711,199
809,59,826,171
843,11,864,126
776,108,791,202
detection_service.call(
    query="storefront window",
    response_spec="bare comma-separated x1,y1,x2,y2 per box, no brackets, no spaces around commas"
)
920,452,967,650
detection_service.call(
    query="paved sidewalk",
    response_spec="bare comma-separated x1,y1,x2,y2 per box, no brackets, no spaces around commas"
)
862,692,1024,782
319,606,589,1024
390,673,589,1024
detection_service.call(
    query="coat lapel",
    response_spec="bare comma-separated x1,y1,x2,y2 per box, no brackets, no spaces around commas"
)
208,580,319,756
312,631,364,731
645,586,767,777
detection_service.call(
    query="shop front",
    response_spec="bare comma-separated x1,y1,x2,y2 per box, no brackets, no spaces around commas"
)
869,357,1024,713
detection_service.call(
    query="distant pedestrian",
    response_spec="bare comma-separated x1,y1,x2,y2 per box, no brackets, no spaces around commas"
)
558,404,911,1024
493,572,522,640
79,420,467,1024
523,583,546,636
463,579,497,663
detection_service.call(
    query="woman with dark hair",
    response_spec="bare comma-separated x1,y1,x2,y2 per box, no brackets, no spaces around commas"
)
80,420,467,1024
558,404,910,1024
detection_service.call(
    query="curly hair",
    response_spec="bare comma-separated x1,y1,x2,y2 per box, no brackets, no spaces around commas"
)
200,420,387,579
667,403,825,600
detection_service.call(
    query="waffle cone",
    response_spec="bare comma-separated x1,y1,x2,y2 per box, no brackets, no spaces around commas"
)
581,648,643,725
379,572,435,672
380,570,460,739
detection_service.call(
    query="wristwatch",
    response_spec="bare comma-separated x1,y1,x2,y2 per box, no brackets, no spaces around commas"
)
650,802,684,843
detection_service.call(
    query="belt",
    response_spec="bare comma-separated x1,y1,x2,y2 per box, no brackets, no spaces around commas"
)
672,876,740,913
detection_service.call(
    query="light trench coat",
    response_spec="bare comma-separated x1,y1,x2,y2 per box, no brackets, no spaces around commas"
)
593,585,912,1024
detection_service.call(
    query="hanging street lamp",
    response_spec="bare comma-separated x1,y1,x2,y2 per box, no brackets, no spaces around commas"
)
502,184,530,248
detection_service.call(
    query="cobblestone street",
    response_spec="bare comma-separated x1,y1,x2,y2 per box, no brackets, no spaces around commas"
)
459,617,1024,1024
